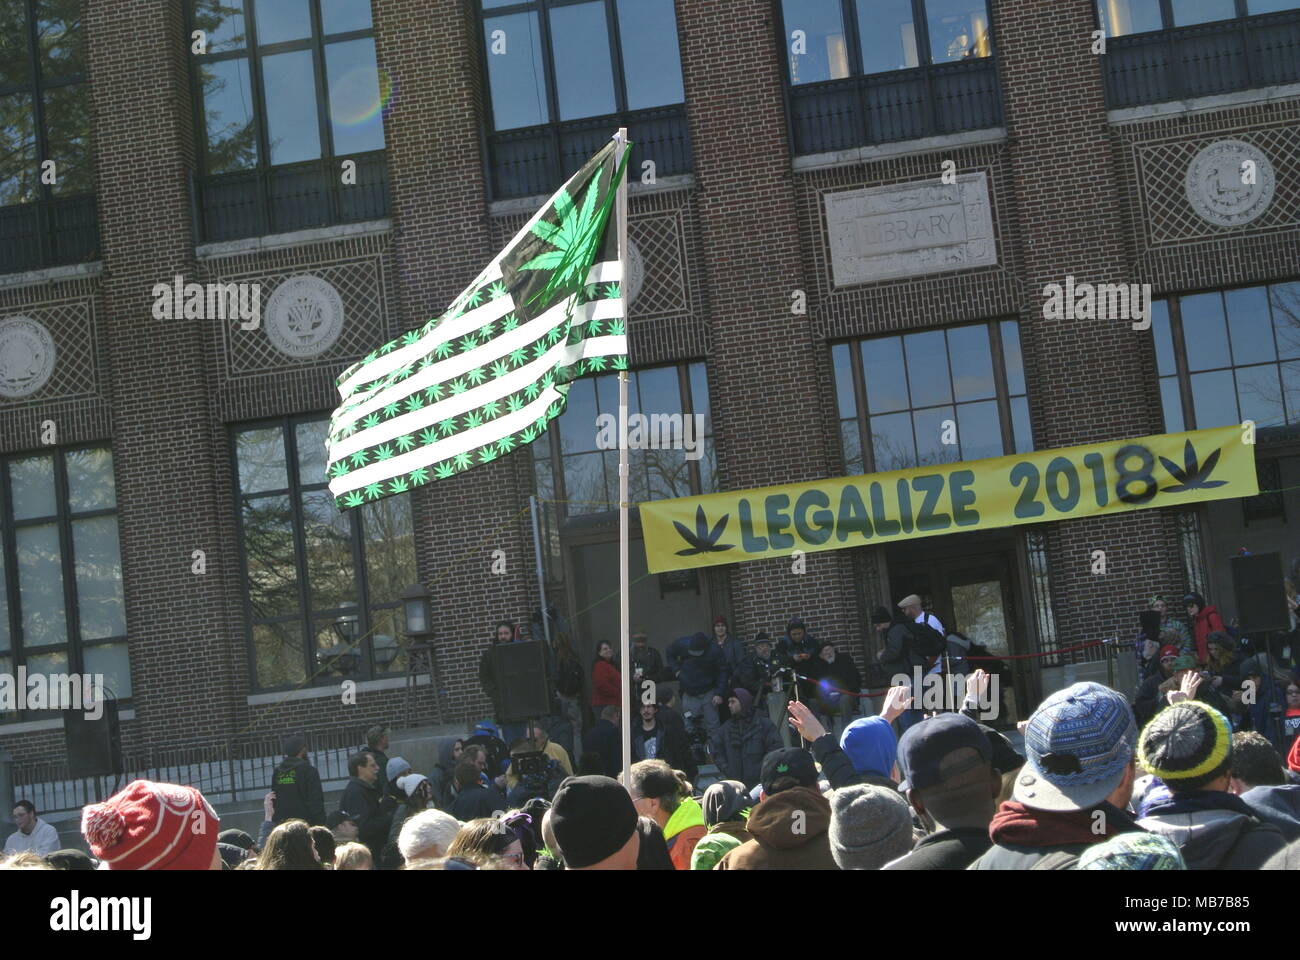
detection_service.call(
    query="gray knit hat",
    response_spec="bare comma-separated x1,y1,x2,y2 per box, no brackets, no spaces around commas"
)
827,784,913,870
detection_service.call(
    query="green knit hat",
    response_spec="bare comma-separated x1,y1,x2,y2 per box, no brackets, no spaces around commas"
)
1138,701,1232,787
1172,655,1198,672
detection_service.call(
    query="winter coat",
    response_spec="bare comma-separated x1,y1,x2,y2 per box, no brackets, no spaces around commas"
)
735,651,784,701
1138,793,1287,869
339,777,391,859
631,719,698,783
809,730,897,791
666,635,726,698
1191,606,1226,664
714,634,746,691
428,738,461,812
270,755,325,825
883,826,991,870
450,782,507,822
586,718,622,779
715,787,837,870
663,795,707,870
709,711,782,789
631,643,667,684
807,653,862,708
970,802,1144,870
591,657,622,708
879,621,922,684
691,819,752,871
1240,783,1300,842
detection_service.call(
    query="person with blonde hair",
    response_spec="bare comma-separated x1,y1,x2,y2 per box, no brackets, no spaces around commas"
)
334,841,374,870
444,817,527,869
0,851,52,870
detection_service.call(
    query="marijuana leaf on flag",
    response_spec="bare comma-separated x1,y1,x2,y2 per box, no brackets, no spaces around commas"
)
325,137,631,509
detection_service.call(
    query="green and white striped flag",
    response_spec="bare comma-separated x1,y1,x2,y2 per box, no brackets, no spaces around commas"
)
326,138,630,509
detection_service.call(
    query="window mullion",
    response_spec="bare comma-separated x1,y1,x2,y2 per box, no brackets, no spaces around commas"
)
988,321,1016,455
841,0,864,77
245,0,274,234
606,0,628,116
1168,297,1197,430
853,342,874,474
537,1,564,184
0,456,22,675
912,0,933,67
349,480,373,680
52,451,82,676
283,417,315,685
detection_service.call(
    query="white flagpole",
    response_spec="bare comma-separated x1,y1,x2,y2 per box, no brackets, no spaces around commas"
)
615,128,632,793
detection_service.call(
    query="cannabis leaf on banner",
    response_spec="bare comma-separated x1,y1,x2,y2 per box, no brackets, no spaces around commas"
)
673,505,735,556
1161,439,1227,493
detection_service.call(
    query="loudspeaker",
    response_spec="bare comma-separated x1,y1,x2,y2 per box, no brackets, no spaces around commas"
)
490,641,553,721
1230,552,1290,635
64,698,123,778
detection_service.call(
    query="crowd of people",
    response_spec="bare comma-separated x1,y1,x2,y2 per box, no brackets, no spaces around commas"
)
3,587,1300,871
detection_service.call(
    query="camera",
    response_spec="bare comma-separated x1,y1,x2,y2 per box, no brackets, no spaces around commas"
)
512,750,547,779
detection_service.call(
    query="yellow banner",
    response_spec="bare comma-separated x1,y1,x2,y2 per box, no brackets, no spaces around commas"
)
641,426,1257,574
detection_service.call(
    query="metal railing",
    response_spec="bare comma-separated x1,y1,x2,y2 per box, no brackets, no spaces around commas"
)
1103,10,1300,108
195,150,390,243
12,721,371,816
0,194,99,275
487,104,692,200
786,57,1002,156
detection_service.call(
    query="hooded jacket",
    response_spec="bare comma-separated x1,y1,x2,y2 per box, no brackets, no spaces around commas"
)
662,795,707,870
339,776,391,858
666,633,726,697
715,786,837,870
270,755,326,825
1239,783,1300,841
713,630,746,692
1190,605,1225,664
691,819,752,871
969,802,1145,870
429,738,462,812
879,618,923,683
809,730,897,791
1138,791,1287,869
709,704,782,789
631,716,698,783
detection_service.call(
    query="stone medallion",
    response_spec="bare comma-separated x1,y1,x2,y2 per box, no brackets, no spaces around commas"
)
625,237,644,308
1184,139,1275,228
0,316,56,398
264,275,345,358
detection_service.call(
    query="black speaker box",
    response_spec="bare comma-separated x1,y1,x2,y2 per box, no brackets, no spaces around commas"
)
1230,552,1290,635
489,641,552,721
64,698,123,778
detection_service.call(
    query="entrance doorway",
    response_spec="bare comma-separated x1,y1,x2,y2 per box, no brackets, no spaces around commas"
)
886,531,1032,726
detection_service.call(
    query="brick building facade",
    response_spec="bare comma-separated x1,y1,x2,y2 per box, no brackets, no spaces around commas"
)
1,0,1298,781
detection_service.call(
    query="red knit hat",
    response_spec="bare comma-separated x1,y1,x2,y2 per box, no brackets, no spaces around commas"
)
713,615,728,627
81,780,220,870
1158,645,1179,661
1289,735,1300,775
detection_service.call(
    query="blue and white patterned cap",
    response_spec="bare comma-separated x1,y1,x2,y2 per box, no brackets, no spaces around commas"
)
1013,682,1137,812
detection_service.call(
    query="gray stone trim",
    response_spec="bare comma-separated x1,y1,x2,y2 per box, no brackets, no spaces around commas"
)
0,261,103,293
195,219,393,260
792,128,1008,172
1108,83,1300,124
246,674,428,705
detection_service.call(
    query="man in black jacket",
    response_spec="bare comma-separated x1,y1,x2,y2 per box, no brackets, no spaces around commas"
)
585,705,623,780
270,733,326,826
631,701,697,783
883,713,1000,870
338,751,392,861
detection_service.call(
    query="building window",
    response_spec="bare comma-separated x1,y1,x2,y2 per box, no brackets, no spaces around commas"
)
1242,457,1285,524
0,447,128,722
187,0,390,241
0,0,98,274
478,0,692,199
234,415,415,691
778,0,1001,155
1098,1,1300,107
1151,281,1300,436
832,320,1030,474
533,361,715,518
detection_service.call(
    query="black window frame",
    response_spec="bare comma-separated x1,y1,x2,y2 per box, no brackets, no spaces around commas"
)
475,0,693,200
1097,1,1300,107
775,0,1004,156
185,0,391,242
232,413,416,693
0,443,128,723
0,0,99,275
1150,280,1300,437
533,360,715,521
832,319,1031,475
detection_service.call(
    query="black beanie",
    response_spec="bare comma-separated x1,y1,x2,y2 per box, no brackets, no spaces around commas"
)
549,776,638,868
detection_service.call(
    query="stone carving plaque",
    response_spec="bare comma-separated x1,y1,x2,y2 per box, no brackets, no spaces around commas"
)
1184,139,1275,228
264,275,345,358
0,316,56,398
825,172,996,286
